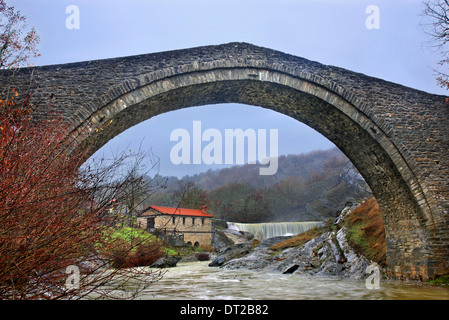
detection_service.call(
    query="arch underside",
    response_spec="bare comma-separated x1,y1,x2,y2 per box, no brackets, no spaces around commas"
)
75,69,444,280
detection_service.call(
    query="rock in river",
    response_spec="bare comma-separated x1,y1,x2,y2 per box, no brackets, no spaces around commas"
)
151,256,182,268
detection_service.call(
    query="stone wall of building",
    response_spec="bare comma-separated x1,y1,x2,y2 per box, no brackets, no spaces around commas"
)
138,213,213,247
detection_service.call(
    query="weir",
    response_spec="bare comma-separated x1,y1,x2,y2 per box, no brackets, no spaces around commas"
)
227,221,324,240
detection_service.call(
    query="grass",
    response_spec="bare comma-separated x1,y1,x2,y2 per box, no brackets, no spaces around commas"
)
341,197,386,266
269,222,330,252
110,226,157,243
101,226,165,268
104,226,178,255
428,275,449,286
108,226,159,248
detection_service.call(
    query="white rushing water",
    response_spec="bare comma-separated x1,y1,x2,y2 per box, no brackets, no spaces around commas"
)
114,261,449,300
227,221,324,240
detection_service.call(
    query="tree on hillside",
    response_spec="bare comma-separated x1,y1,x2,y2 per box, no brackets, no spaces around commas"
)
243,190,272,223
173,181,209,210
268,176,306,212
422,0,449,96
207,182,272,222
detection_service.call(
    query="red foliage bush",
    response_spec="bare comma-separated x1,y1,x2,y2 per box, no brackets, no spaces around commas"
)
108,240,164,269
0,90,164,299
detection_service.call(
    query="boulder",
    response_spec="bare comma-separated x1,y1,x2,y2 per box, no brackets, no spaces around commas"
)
208,242,255,267
150,256,182,268
221,236,293,270
211,229,235,251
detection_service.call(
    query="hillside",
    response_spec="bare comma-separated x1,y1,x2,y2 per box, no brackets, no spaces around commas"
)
148,147,372,222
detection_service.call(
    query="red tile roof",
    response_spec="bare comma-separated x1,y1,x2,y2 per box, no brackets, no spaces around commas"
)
148,205,213,218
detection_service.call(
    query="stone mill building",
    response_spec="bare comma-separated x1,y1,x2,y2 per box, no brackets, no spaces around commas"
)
137,205,213,247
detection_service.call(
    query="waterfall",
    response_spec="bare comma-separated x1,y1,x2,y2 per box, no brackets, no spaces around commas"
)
227,221,324,240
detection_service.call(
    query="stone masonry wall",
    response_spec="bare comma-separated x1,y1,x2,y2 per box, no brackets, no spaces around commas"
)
138,214,212,247
0,42,447,280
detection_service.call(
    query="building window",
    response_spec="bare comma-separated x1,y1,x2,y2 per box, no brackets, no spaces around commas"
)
172,216,176,224
182,217,186,225
192,218,195,225
202,218,205,226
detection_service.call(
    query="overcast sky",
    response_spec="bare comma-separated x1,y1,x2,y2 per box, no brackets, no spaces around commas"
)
9,0,447,177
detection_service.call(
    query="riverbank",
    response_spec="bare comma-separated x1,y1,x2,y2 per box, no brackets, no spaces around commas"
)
209,198,386,280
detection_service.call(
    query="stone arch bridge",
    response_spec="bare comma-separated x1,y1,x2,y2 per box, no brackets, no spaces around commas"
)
1,42,448,281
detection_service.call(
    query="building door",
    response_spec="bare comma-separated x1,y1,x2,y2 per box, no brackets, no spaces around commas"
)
146,217,155,231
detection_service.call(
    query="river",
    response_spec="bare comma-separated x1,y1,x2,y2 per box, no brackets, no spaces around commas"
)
114,261,449,300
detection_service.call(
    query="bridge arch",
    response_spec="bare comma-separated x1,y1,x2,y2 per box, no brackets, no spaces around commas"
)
3,43,448,280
